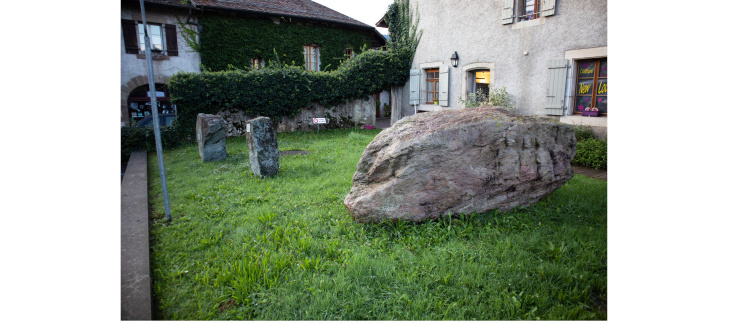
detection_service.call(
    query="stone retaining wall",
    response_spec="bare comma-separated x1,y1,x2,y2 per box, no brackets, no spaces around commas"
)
215,95,376,136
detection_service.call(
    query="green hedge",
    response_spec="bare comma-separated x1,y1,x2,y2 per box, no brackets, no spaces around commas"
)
573,137,607,170
121,48,412,161
168,47,411,139
122,7,417,162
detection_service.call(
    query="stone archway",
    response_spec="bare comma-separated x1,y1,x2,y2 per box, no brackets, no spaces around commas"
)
121,74,170,126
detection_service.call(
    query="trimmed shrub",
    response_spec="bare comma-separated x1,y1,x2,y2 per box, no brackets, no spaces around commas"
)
572,124,596,142
168,47,412,139
121,121,193,162
573,137,607,170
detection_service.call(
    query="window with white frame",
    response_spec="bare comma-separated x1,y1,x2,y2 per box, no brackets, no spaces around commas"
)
303,45,320,71
121,19,178,56
409,63,450,108
138,23,163,52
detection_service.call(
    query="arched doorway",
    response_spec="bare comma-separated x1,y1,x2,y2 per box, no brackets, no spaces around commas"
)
126,83,176,125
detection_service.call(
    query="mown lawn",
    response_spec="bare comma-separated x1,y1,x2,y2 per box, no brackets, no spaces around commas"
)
147,128,607,320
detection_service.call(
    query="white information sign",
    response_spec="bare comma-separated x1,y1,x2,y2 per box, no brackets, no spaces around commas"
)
313,118,328,124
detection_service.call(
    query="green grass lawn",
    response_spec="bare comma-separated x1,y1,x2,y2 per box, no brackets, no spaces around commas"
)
147,128,607,320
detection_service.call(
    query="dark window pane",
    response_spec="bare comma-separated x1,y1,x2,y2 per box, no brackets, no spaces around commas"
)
576,96,593,111
435,81,439,92
578,61,596,78
599,59,607,77
577,79,593,96
596,96,607,113
427,81,433,91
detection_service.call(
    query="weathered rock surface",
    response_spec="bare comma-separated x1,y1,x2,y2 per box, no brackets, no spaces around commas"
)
343,106,576,223
246,117,279,177
196,113,227,162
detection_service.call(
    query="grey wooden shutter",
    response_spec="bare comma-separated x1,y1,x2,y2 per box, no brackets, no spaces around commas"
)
545,59,568,116
164,24,178,56
409,68,421,105
439,65,449,106
121,19,139,54
502,0,514,25
543,0,556,17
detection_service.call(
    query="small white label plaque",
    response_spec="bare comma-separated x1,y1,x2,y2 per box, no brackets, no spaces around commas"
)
313,118,328,124
246,123,251,132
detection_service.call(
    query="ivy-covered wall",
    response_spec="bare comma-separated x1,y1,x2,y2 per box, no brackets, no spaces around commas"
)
168,47,412,136
199,14,373,72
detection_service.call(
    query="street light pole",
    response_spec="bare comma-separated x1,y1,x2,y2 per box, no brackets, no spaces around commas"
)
139,0,171,222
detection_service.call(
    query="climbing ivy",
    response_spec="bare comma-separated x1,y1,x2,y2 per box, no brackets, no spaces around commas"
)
160,2,420,141
198,14,372,72
385,0,422,63
123,1,424,157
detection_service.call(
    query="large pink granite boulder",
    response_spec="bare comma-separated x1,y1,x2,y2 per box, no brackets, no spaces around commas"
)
343,106,576,223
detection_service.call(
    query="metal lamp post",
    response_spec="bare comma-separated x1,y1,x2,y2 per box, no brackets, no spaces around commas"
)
139,0,171,222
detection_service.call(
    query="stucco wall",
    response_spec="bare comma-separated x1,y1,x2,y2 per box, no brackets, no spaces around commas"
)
121,3,201,126
399,0,607,120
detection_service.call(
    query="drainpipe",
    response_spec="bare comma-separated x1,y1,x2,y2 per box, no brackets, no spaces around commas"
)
140,0,172,222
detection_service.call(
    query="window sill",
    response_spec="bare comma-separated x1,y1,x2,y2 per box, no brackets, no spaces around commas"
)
511,17,546,29
560,114,607,128
417,104,443,112
136,53,170,61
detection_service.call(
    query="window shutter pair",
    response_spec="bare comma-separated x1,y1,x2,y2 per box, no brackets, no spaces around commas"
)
409,65,449,106
501,0,556,25
545,59,568,115
121,19,177,56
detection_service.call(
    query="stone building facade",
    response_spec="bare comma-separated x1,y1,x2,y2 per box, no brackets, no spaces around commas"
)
391,0,607,137
121,0,386,130
121,0,200,127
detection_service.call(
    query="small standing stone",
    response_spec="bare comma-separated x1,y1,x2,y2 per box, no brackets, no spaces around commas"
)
196,113,227,162
246,117,279,177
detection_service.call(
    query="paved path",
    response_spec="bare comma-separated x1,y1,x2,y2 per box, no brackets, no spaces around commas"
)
375,117,391,129
121,151,152,320
572,165,607,181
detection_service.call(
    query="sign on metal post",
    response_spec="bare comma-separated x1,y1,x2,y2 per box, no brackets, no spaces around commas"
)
312,118,329,132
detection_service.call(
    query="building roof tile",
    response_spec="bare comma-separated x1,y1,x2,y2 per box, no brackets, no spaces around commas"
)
142,0,372,28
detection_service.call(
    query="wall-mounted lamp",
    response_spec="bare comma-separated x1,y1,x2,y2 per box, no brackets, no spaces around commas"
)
450,51,459,67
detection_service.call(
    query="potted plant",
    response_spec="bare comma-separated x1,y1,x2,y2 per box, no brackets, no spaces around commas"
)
581,107,600,117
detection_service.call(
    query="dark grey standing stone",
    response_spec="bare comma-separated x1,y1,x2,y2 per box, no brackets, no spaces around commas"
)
196,113,227,162
246,117,279,177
